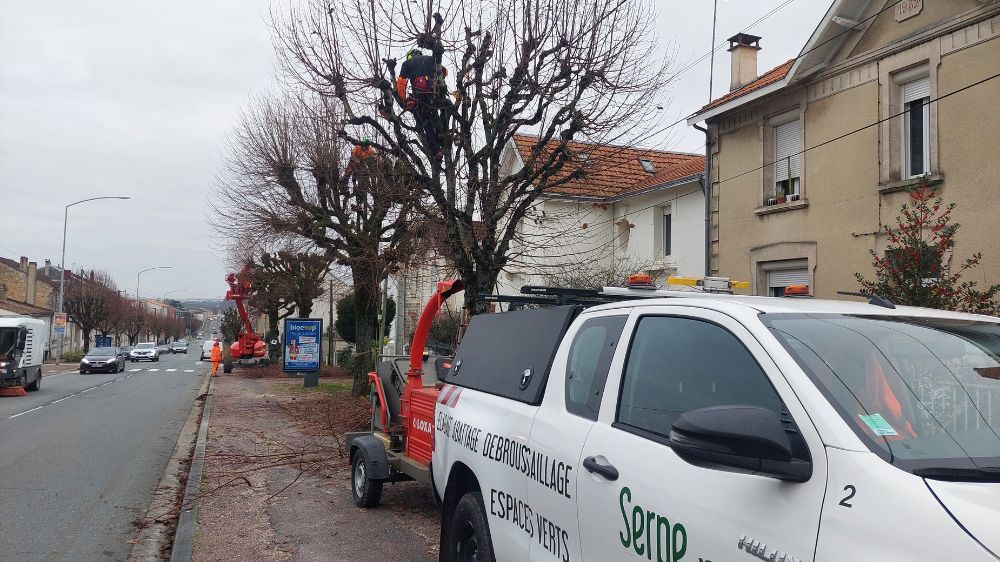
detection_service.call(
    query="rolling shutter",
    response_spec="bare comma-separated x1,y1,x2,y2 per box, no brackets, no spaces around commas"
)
768,269,809,288
903,76,930,103
774,119,802,182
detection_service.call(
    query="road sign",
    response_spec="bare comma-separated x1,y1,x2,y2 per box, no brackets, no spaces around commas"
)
282,318,323,374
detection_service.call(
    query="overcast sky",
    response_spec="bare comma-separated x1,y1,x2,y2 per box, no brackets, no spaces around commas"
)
0,0,827,299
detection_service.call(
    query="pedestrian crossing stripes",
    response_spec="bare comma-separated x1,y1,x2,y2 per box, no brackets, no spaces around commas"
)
166,369,177,372
129,368,141,372
147,369,160,372
183,369,194,373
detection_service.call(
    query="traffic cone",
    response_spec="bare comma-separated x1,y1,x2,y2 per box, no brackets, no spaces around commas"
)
0,387,27,397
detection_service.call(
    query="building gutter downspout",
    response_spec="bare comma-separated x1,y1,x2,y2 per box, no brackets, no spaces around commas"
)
693,122,712,277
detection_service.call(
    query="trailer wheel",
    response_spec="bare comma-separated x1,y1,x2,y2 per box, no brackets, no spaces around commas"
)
351,451,383,508
448,492,495,562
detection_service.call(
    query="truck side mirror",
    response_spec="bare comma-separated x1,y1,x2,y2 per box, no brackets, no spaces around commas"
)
434,356,454,382
668,405,812,482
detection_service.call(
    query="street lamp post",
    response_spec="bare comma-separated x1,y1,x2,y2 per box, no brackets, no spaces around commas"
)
136,266,171,301
56,196,130,363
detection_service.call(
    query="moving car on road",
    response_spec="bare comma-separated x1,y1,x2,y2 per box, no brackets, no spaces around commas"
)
169,341,188,354
130,342,160,362
119,345,133,357
156,343,171,354
80,347,125,374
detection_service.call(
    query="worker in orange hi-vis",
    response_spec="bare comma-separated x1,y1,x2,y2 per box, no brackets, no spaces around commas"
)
210,341,222,376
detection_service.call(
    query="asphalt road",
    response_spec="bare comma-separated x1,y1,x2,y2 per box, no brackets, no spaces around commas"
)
0,346,209,561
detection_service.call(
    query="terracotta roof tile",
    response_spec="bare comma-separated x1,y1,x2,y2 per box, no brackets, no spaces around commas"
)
699,59,794,113
511,135,704,199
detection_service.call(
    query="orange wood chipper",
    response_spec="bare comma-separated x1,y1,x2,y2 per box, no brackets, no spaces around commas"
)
345,279,463,508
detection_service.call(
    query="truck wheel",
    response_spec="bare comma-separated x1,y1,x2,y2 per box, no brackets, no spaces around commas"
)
26,369,40,392
449,492,496,562
351,452,383,508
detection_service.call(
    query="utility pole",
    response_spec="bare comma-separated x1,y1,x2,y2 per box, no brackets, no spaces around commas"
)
327,278,334,365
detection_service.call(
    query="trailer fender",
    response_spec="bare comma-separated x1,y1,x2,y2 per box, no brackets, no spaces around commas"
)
349,435,391,480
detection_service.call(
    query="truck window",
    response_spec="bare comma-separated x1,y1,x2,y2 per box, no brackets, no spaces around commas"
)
616,316,782,438
566,316,627,420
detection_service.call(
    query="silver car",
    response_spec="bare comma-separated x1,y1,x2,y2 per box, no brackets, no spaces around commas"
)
130,342,160,362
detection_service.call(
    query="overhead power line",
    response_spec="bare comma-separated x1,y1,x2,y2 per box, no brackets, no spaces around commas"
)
578,70,1000,232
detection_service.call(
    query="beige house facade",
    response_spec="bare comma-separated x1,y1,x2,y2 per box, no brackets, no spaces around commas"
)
689,0,1000,298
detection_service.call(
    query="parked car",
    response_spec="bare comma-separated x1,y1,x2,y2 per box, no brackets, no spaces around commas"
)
80,347,125,374
170,341,188,354
130,342,160,362
119,345,133,357
156,344,171,354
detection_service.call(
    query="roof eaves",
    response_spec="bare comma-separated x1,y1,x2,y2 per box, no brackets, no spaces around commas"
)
687,77,790,125
609,173,704,202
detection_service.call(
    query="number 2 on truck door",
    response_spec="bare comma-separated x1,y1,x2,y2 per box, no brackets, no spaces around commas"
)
575,307,828,562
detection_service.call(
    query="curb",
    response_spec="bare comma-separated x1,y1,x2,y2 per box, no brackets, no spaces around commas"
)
168,376,215,562
128,372,212,561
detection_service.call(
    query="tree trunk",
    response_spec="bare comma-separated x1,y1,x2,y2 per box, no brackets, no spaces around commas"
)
350,266,380,397
462,266,501,316
81,327,92,352
297,301,313,318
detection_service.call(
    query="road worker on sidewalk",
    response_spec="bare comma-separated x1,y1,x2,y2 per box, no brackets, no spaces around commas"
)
210,341,222,376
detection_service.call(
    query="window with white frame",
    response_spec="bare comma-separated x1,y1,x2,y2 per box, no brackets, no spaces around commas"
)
774,118,802,197
662,208,672,257
902,76,930,178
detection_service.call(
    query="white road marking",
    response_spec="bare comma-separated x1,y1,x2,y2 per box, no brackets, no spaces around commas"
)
81,387,95,393
147,369,160,372
51,396,72,404
183,369,194,372
9,406,43,419
129,368,141,372
166,369,177,372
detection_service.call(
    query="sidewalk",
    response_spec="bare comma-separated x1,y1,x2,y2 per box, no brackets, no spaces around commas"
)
192,371,438,562
42,362,80,376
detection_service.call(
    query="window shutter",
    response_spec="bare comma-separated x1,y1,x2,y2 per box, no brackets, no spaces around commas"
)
903,77,930,103
774,119,802,181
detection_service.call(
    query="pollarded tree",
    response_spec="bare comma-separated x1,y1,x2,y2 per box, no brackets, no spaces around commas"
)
259,251,330,318
276,0,672,314
856,183,1000,313
214,93,418,394
63,270,119,352
120,300,148,346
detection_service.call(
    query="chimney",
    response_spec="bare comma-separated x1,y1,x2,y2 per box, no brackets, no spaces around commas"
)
44,259,51,277
728,33,762,91
26,261,37,305
19,256,28,272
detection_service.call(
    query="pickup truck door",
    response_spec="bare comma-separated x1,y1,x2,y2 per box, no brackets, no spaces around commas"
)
527,310,629,562
576,307,827,562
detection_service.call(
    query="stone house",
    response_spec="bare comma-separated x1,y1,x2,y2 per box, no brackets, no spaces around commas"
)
687,0,1000,297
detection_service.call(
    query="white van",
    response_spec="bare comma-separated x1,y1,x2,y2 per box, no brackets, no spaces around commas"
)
0,317,46,391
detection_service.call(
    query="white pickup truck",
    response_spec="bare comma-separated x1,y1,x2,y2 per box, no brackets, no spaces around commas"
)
431,284,1000,562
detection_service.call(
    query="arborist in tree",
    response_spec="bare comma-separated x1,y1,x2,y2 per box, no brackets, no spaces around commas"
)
345,137,376,177
396,48,447,160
